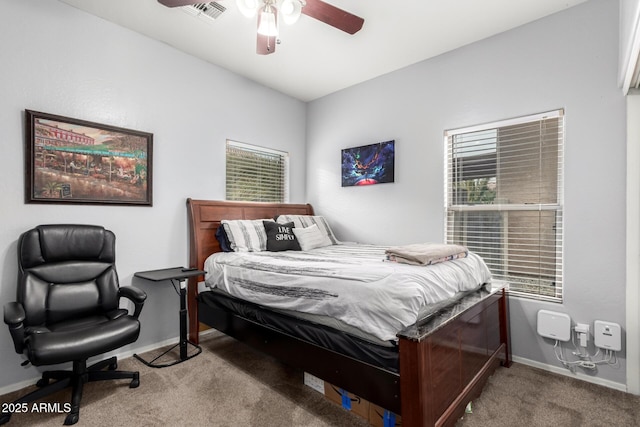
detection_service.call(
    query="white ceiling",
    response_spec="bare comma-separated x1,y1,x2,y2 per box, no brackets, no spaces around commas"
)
58,0,588,102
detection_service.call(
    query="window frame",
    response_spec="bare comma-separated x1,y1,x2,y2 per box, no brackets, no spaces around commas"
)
225,140,289,203
444,110,564,301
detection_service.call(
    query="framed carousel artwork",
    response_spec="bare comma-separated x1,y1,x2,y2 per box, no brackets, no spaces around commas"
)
25,110,153,206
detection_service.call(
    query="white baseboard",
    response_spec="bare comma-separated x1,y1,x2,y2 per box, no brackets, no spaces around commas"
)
512,355,627,392
0,329,222,397
0,377,43,398
0,335,181,397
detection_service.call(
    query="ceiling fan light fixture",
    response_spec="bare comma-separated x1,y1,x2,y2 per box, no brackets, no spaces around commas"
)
236,0,259,18
257,5,279,36
280,0,302,25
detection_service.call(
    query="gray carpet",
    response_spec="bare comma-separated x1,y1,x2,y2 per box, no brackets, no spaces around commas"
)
1,332,639,426
457,362,640,427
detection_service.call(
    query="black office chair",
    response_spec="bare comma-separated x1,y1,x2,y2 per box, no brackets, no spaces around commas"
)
1,224,146,425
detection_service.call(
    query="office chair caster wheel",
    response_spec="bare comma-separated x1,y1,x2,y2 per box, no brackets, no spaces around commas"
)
36,378,49,387
63,412,79,425
108,362,117,370
0,412,12,425
129,373,140,388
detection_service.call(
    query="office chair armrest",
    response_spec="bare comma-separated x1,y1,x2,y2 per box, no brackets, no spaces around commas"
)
119,286,147,319
4,302,26,353
4,302,25,325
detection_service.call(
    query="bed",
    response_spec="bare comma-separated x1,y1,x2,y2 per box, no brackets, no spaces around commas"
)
186,199,511,427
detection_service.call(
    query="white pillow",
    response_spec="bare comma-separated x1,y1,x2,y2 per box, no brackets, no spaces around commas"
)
221,219,270,252
276,215,338,244
292,224,333,251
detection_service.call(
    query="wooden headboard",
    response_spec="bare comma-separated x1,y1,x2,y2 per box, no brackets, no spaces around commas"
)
185,198,314,342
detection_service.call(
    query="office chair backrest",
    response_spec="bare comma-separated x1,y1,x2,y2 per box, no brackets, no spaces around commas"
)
17,224,120,327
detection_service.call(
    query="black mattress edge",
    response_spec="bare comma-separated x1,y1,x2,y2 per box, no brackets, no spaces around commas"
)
197,289,399,373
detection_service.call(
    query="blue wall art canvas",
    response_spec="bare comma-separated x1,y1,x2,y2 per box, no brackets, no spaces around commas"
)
341,140,395,187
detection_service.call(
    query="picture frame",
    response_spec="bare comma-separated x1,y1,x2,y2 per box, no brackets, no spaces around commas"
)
341,140,395,187
25,110,153,206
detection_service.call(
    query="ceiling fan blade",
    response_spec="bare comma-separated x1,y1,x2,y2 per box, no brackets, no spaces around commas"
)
256,33,277,55
157,0,200,8
301,0,364,35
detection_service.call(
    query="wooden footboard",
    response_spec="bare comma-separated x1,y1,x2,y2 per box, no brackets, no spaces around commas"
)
186,199,511,427
399,288,510,426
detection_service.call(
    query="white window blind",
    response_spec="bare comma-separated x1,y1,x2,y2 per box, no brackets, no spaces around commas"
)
445,110,564,301
226,140,289,203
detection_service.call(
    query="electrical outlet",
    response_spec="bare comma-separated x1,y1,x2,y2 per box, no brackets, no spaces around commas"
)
575,323,589,347
574,323,589,334
303,372,325,394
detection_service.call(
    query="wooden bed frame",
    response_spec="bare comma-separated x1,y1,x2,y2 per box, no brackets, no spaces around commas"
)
186,198,511,427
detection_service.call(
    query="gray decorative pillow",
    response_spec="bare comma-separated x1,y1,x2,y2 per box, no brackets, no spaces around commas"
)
276,215,338,244
221,219,270,252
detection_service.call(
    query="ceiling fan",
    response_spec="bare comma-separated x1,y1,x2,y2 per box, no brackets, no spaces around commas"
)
157,0,364,55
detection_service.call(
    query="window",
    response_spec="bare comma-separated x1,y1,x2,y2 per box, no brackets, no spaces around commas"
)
445,110,564,301
226,140,289,202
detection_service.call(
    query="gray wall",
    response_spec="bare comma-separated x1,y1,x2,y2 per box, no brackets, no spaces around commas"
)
306,0,627,386
0,0,306,391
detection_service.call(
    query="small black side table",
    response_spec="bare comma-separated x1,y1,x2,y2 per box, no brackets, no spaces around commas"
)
133,267,205,368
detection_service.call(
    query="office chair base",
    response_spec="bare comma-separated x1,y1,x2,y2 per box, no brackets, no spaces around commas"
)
63,413,79,426
0,357,139,426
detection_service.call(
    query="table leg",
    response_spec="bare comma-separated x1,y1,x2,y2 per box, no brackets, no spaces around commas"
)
179,283,188,360
133,278,202,368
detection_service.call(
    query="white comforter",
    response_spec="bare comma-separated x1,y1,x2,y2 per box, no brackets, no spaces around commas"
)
204,243,491,342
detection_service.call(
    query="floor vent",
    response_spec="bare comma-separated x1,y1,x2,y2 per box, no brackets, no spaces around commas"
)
181,2,226,23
